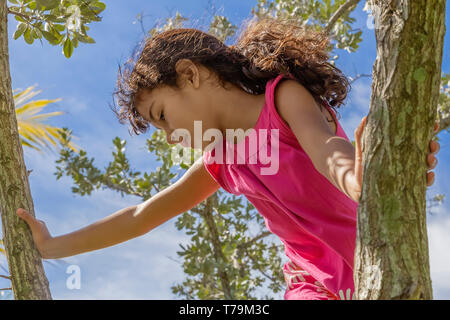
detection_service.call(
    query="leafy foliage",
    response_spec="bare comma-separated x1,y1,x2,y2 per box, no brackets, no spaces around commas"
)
437,72,450,133
209,15,237,43
148,11,189,38
252,0,363,64
8,0,105,57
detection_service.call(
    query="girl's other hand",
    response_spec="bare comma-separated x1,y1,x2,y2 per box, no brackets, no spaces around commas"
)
16,208,53,259
353,118,440,202
353,116,367,202
427,121,440,187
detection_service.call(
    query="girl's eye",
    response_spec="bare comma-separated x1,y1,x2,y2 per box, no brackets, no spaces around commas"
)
160,111,165,121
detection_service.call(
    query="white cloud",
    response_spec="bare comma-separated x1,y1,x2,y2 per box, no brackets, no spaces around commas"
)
348,79,372,114
427,208,450,299
332,78,372,141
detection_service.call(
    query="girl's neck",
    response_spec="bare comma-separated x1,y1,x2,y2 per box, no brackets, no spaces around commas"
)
216,85,266,143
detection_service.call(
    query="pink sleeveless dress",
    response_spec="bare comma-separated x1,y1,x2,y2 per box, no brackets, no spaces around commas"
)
202,74,359,300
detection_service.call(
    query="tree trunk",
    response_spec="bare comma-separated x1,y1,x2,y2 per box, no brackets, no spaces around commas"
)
354,0,446,299
0,0,52,300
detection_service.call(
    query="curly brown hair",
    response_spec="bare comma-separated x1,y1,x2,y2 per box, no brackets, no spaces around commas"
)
112,16,351,135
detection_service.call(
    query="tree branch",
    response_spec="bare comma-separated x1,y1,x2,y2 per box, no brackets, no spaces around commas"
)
349,73,372,85
324,0,361,34
201,195,234,299
236,231,272,250
247,252,277,283
102,178,145,198
7,8,37,24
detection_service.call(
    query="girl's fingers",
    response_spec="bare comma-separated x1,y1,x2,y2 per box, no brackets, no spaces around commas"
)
427,153,437,169
356,116,367,134
430,140,440,154
16,208,36,227
427,171,435,187
16,208,29,219
354,116,367,155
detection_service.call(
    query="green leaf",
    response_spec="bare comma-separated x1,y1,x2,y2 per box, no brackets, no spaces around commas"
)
63,37,73,58
13,23,27,40
36,0,60,10
41,30,59,45
53,24,66,32
27,0,36,10
14,15,27,22
43,14,58,21
90,1,106,13
50,28,63,42
31,27,42,39
23,27,34,44
80,24,87,35
75,33,95,43
180,163,189,170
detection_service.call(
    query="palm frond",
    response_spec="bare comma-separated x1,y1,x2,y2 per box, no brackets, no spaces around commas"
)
14,86,79,153
15,99,63,116
13,85,42,107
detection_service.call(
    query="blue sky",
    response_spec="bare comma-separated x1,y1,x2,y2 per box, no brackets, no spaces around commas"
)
1,0,449,300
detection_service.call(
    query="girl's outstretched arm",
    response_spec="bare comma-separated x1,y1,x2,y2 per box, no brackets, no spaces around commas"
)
16,156,220,259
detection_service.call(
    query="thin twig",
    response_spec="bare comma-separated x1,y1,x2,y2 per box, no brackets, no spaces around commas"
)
7,8,37,23
236,231,272,250
247,253,277,283
324,0,361,34
349,73,372,85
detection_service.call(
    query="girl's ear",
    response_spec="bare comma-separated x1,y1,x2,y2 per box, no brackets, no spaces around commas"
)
175,59,202,89
175,59,198,88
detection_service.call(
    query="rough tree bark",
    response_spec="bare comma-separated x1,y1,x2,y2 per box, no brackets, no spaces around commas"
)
354,1,446,299
0,0,52,300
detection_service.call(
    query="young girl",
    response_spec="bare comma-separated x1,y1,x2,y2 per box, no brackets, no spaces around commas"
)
16,17,440,300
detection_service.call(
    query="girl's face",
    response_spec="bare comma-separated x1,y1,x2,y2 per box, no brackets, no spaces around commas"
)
135,63,222,150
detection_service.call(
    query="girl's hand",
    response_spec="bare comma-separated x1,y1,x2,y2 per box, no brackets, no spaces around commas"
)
16,208,53,259
427,121,440,186
353,118,440,202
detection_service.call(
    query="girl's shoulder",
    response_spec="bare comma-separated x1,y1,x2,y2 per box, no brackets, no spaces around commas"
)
262,75,314,143
266,74,339,137
261,74,298,142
